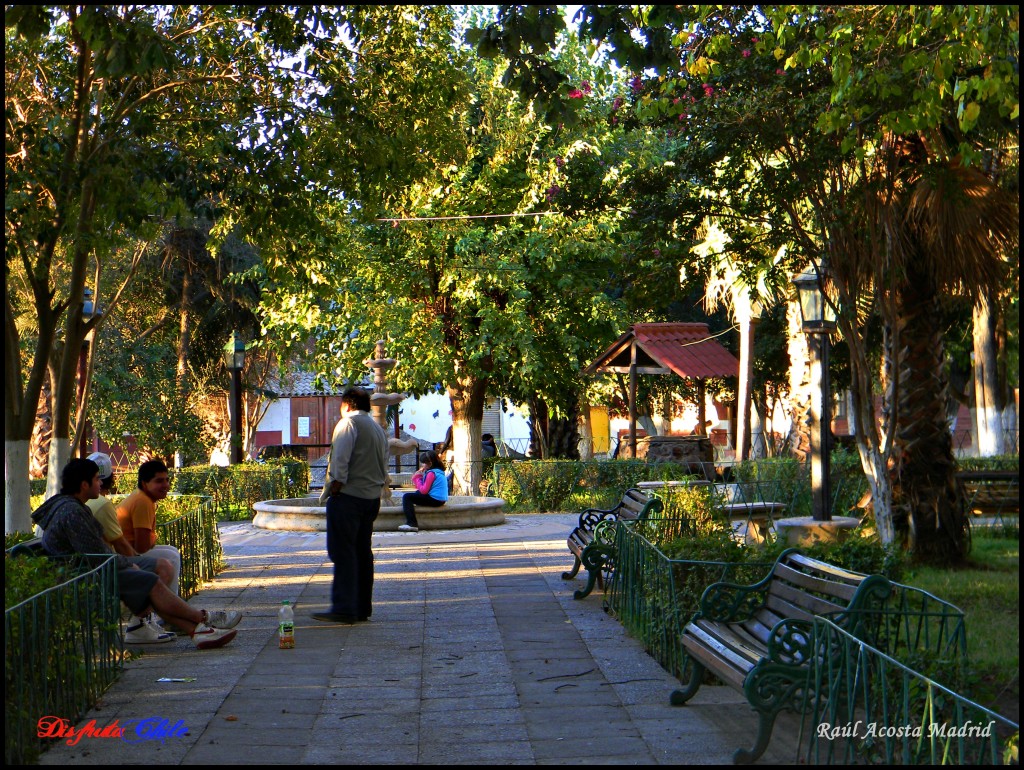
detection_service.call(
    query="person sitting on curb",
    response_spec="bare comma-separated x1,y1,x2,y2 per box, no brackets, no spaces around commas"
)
85,452,178,643
32,458,240,650
116,460,184,588
399,450,448,532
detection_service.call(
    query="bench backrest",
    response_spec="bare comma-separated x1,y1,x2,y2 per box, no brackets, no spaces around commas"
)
746,551,891,644
618,488,663,521
7,538,46,558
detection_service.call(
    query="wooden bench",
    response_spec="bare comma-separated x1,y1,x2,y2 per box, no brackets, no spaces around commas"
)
957,470,1019,521
562,488,663,600
670,549,892,764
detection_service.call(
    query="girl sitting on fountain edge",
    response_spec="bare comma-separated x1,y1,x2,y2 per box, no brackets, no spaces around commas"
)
399,451,448,532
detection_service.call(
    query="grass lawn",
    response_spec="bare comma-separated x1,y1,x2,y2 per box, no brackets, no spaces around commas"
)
902,532,1019,723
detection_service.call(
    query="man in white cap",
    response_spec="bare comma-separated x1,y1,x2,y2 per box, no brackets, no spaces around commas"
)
87,452,182,644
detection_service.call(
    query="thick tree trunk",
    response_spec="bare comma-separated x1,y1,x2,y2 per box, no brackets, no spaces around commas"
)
736,315,756,460
890,266,968,562
973,294,1002,456
448,376,488,495
785,300,813,461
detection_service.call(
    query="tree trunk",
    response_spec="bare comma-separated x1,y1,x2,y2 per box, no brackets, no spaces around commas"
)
889,265,968,562
448,375,488,495
750,384,767,459
736,314,756,460
785,300,813,461
973,294,1002,456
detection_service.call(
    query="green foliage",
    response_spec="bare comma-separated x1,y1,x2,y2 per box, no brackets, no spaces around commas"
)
4,553,66,609
956,455,1020,472
170,460,308,521
730,448,868,518
492,459,706,512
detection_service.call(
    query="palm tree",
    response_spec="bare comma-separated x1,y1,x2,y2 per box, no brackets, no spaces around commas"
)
859,146,1018,561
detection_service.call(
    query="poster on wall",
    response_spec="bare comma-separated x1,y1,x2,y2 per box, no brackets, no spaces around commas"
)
297,417,310,438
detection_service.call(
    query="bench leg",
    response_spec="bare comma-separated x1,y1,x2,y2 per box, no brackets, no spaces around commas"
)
670,655,705,705
733,710,777,765
561,556,582,581
573,568,600,600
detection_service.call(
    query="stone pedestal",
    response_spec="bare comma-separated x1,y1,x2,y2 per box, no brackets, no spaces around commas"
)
773,516,860,547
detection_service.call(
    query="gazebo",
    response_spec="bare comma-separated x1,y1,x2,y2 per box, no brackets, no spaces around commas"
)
584,322,740,458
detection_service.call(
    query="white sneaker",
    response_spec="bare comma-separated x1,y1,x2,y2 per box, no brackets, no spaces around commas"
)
192,623,237,650
125,620,175,645
203,610,242,629
398,524,419,532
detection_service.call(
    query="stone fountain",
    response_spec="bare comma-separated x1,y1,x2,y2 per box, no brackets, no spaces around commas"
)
252,341,505,532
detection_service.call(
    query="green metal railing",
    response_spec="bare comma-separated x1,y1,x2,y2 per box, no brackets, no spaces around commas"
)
154,494,224,600
4,554,121,765
606,515,772,681
608,516,1018,764
803,614,1019,764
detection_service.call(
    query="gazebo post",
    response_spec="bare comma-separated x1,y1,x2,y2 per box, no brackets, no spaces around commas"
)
696,379,707,435
629,339,638,458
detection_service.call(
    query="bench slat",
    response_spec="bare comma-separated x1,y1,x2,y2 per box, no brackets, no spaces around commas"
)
683,626,756,680
773,562,860,602
768,580,846,617
785,553,866,585
682,638,749,689
692,620,765,667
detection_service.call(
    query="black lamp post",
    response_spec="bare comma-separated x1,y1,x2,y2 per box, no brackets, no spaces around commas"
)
793,265,838,521
223,331,246,464
77,288,102,458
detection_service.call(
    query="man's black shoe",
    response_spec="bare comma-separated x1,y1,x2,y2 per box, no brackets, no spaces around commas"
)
311,612,358,624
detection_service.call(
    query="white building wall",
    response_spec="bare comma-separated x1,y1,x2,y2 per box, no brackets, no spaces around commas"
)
259,398,292,444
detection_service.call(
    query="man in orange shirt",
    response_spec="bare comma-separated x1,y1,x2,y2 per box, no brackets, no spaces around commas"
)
116,459,198,636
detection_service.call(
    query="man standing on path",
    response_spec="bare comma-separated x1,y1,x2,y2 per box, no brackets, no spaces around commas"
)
314,387,388,624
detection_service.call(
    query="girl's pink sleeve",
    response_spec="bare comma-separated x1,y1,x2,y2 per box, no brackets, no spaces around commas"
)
414,471,433,494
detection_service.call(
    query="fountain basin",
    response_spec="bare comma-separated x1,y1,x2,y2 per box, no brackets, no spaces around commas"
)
252,492,506,532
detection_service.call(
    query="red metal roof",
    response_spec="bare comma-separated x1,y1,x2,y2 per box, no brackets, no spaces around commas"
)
586,322,738,379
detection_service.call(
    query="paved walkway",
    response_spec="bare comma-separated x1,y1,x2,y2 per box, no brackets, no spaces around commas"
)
39,515,795,765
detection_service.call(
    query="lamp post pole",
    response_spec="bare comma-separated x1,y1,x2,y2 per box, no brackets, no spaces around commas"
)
809,331,832,522
224,332,246,465
793,266,836,523
77,288,100,458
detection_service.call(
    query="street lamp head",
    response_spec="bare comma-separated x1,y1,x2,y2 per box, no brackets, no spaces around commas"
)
223,331,246,371
81,287,103,323
793,265,837,334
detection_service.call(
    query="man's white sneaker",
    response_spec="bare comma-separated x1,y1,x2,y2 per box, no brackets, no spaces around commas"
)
398,524,419,532
203,610,242,629
191,623,237,650
125,620,175,645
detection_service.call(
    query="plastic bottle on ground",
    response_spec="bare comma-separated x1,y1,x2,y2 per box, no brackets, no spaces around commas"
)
278,600,295,649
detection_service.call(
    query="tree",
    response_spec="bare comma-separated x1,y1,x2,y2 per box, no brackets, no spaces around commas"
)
473,5,1019,561
257,39,633,491
5,5,494,531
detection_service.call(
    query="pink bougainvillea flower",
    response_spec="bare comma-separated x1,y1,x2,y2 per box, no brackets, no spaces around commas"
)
653,248,661,257
742,49,751,58
581,81,592,93
703,84,714,97
751,37,759,43
555,157,565,168
776,68,785,75
568,88,584,99
612,96,623,110
629,76,643,93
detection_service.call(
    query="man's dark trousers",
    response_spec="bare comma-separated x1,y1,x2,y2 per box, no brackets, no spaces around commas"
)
325,492,380,618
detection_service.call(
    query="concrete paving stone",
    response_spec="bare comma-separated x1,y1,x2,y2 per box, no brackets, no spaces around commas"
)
422,679,519,699
534,755,657,766
184,742,303,764
218,694,327,716
228,683,328,700
530,735,654,761
318,697,421,715
303,742,420,764
417,739,535,764
325,684,421,700
195,726,313,747
204,709,318,729
420,693,522,712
